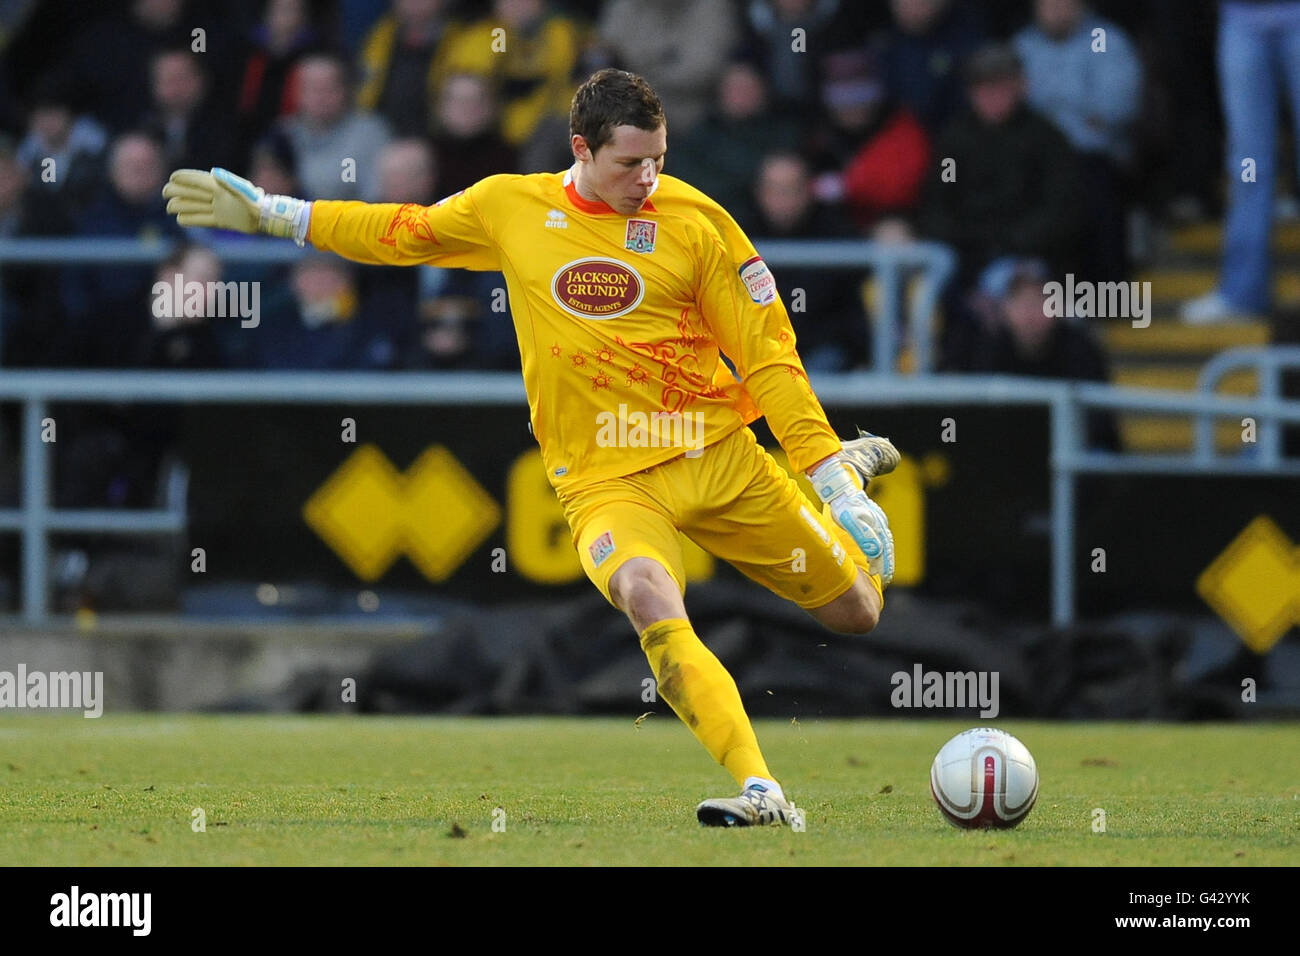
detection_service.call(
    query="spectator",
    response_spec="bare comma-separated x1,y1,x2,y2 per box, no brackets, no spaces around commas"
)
1182,0,1300,323
63,132,182,367
874,0,986,136
253,253,403,369
737,0,876,118
279,53,393,200
61,0,217,133
132,244,224,369
248,128,301,196
807,48,930,232
594,0,738,133
0,134,73,367
1014,0,1142,282
433,0,585,148
357,0,458,137
956,257,1120,450
668,60,801,224
235,0,321,163
749,152,870,372
919,44,1084,285
430,72,518,193
16,73,106,218
144,48,235,172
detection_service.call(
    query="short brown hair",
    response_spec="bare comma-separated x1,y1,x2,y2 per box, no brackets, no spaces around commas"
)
569,69,665,155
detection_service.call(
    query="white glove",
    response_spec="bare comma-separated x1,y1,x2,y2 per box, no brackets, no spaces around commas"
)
162,167,310,245
808,456,895,587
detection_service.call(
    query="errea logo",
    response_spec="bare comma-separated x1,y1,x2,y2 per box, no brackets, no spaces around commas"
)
545,209,568,229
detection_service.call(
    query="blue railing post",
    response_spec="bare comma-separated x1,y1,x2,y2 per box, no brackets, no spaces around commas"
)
21,396,49,625
1051,390,1080,629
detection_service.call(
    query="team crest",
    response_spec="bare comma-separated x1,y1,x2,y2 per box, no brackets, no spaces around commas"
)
625,219,657,254
589,531,616,567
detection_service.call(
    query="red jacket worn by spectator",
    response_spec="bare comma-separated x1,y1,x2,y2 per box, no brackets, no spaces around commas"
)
842,108,929,228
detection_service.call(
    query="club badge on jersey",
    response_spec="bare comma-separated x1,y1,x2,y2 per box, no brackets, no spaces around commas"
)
625,219,657,254
739,255,777,305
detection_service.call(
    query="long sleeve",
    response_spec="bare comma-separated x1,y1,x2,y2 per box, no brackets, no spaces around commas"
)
306,178,501,270
693,208,841,474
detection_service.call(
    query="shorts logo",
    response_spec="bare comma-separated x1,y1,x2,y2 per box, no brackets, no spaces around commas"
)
589,531,615,568
739,255,776,306
551,257,645,319
625,218,657,254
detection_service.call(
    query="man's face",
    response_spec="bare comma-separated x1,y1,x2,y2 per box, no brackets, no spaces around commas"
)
111,137,164,204
1035,0,1084,39
756,156,811,231
970,76,1023,125
437,74,494,137
153,53,204,113
573,124,666,216
1004,281,1055,353
297,60,348,126
891,0,947,35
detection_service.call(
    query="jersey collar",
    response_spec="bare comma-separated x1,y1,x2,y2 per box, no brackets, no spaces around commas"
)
563,165,658,215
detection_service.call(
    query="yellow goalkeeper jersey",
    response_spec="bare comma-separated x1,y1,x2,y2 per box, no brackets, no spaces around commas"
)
306,169,842,493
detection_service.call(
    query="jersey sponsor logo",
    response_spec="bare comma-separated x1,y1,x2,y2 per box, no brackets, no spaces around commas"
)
588,530,615,567
551,257,646,320
545,209,568,229
739,255,776,306
625,218,656,253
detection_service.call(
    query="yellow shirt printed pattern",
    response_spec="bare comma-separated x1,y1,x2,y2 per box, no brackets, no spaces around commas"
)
306,170,842,493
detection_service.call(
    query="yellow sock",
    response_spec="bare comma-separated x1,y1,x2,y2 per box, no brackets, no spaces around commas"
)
639,618,772,786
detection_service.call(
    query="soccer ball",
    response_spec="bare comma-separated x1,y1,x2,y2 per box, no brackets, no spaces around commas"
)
929,728,1038,829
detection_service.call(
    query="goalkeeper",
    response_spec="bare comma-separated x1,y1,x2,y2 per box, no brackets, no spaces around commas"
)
163,69,898,828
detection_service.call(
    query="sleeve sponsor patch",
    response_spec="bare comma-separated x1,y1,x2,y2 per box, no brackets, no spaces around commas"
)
588,530,615,568
739,255,777,306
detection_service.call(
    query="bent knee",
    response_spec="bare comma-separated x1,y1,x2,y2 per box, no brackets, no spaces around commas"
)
609,558,681,617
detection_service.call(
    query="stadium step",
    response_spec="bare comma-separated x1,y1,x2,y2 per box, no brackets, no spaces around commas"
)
1165,219,1300,257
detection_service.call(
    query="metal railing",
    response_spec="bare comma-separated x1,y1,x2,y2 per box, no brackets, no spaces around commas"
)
0,236,958,374
1195,345,1300,464
3,371,1299,627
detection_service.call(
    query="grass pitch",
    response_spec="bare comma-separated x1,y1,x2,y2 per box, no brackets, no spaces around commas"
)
0,715,1295,866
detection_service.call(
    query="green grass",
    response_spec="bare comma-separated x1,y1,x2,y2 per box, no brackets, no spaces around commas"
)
0,715,1296,865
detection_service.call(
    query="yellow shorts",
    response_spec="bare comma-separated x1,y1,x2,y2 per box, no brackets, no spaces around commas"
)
557,426,882,610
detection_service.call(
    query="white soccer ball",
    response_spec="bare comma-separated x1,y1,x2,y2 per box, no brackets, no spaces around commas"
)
929,727,1038,829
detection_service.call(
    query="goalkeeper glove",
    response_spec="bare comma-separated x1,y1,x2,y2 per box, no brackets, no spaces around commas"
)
162,168,310,245
808,456,895,587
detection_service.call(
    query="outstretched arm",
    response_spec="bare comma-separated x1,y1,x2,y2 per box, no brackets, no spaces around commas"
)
163,168,499,270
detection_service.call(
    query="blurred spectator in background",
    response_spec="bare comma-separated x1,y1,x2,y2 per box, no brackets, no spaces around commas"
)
253,252,402,369
63,0,194,132
16,73,106,219
235,0,321,163
63,132,182,367
431,72,518,192
0,134,72,367
433,0,584,155
357,0,457,137
1014,0,1142,283
669,60,800,224
875,0,986,137
145,48,234,172
954,257,1120,450
920,44,1083,288
749,152,869,372
1182,0,1300,324
280,53,392,200
248,128,301,196
595,0,737,133
738,0,875,118
807,48,930,234
131,244,224,369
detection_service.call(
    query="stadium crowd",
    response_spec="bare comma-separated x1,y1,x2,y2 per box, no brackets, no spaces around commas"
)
0,0,1265,387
